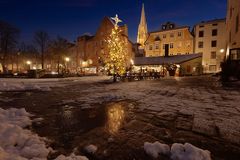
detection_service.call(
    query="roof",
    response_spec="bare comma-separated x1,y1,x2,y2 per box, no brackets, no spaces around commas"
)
134,53,202,65
149,26,190,34
196,18,226,26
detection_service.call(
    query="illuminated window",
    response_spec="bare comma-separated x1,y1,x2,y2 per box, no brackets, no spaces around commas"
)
170,33,174,38
178,32,182,37
209,65,216,72
211,52,216,59
170,43,174,48
149,45,153,50
198,41,204,48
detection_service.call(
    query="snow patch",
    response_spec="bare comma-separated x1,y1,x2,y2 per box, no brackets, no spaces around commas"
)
84,144,98,154
171,143,211,160
0,81,51,91
144,141,170,158
55,153,89,160
0,108,32,127
0,107,89,160
144,142,211,160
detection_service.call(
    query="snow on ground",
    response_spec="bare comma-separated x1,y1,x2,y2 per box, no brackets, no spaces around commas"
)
0,108,50,160
0,76,110,91
68,76,240,145
84,144,98,154
144,141,170,158
0,107,88,160
55,154,89,160
144,141,211,160
171,143,211,160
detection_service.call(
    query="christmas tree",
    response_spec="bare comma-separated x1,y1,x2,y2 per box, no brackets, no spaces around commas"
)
104,15,128,82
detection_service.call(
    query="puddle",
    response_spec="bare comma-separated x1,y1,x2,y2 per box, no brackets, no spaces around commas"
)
32,101,133,154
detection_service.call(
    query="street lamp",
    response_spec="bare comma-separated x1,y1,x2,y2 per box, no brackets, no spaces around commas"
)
65,57,70,73
65,57,70,62
26,60,31,70
220,49,225,53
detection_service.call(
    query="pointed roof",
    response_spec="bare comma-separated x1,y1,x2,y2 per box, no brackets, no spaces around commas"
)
137,3,148,45
140,3,147,26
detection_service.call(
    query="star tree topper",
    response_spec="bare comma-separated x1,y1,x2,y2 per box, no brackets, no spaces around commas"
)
111,14,122,28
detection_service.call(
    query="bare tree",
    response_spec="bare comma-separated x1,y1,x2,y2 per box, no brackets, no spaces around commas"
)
34,31,50,70
49,36,70,74
0,20,20,73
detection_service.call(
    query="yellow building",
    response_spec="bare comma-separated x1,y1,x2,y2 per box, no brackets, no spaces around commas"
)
144,22,194,57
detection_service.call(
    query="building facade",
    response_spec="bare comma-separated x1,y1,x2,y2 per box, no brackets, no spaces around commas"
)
145,22,194,57
193,19,226,73
226,0,240,60
74,17,134,74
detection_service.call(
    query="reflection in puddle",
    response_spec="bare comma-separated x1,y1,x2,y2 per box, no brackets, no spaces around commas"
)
106,103,125,134
33,101,130,152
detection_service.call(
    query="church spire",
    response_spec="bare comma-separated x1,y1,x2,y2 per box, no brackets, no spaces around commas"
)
137,3,148,47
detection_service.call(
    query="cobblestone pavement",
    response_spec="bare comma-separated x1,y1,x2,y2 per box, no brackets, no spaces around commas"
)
0,76,240,160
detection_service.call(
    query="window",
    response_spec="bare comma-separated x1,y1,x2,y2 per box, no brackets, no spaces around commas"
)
212,29,218,36
163,34,166,38
149,45,153,50
236,15,239,33
209,65,216,72
170,33,174,38
211,41,217,47
199,25,204,28
211,52,216,59
198,41,204,48
178,32,182,37
230,49,240,60
155,44,159,49
170,43,174,48
199,31,204,37
212,23,218,26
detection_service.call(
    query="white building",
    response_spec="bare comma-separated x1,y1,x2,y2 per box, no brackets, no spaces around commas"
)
226,0,240,60
193,19,226,73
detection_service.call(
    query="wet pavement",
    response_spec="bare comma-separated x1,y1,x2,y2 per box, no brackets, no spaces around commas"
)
0,76,240,160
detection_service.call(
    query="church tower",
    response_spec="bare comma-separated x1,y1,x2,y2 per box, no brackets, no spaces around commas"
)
137,3,148,48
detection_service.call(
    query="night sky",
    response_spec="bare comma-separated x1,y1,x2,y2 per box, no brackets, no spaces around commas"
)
0,0,227,44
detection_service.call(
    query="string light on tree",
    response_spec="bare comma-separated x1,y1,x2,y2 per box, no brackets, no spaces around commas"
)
104,14,128,82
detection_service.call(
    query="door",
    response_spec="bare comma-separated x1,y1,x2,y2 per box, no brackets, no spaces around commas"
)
165,44,169,57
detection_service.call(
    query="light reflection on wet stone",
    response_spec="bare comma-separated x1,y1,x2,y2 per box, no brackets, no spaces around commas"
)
106,103,125,134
